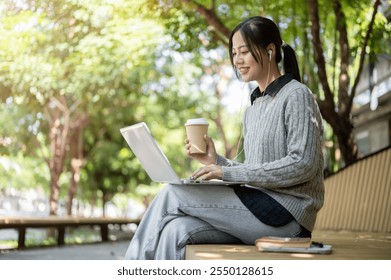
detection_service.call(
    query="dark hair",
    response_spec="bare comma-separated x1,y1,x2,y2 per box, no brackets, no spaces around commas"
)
228,16,301,82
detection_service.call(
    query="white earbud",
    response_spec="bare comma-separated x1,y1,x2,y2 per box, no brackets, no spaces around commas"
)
268,49,272,61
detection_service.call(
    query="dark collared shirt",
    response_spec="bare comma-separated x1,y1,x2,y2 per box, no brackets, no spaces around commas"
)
250,73,294,105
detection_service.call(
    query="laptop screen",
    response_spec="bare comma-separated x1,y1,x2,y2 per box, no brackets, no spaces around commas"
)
120,123,181,183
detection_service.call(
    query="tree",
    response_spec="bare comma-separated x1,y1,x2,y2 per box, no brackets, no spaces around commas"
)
308,0,383,166
0,0,167,215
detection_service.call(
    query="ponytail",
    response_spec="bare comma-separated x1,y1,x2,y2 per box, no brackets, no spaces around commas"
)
282,43,301,83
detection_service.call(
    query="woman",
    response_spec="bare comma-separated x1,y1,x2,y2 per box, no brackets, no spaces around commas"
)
125,16,324,260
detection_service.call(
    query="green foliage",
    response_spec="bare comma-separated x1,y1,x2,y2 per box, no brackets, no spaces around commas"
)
0,0,171,209
1,0,389,214
0,153,49,193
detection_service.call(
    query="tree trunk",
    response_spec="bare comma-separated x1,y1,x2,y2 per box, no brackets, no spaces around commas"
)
48,171,61,216
46,96,70,216
67,115,89,216
67,128,83,216
334,119,357,166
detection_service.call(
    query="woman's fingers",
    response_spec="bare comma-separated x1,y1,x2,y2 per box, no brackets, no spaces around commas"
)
191,165,222,180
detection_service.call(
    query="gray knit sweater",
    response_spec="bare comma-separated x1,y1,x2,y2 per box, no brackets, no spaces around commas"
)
217,79,324,231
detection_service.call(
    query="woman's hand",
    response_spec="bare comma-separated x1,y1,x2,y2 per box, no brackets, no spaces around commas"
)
190,164,223,180
185,135,217,166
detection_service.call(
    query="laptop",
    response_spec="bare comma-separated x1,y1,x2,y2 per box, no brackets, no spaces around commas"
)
120,122,245,186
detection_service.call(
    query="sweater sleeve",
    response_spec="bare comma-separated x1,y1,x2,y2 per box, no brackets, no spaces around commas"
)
216,154,242,167
222,86,323,188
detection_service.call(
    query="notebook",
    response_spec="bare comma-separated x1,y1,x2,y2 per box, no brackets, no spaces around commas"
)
120,122,246,186
255,236,332,254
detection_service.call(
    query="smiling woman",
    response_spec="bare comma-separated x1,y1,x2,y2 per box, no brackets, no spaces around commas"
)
124,16,325,260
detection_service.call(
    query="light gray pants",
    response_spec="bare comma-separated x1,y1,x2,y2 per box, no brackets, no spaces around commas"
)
125,184,302,260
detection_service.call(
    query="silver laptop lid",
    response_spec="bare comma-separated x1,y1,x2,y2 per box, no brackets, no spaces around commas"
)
120,123,181,183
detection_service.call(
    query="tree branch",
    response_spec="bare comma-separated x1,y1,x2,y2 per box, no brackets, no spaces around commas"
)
307,0,335,107
348,0,381,113
184,0,231,45
333,0,350,116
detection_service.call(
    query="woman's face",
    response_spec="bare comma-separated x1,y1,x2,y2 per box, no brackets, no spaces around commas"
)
232,31,267,86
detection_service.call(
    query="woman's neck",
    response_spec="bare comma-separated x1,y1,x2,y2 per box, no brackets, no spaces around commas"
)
258,71,281,92
257,61,281,91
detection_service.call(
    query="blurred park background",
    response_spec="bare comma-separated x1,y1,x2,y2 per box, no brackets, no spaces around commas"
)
0,0,390,248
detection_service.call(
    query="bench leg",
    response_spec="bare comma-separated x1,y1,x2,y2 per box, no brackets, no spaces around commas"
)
57,227,65,246
101,225,109,242
18,228,26,249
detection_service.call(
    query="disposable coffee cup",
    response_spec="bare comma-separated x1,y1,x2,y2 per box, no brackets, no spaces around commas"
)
185,118,209,154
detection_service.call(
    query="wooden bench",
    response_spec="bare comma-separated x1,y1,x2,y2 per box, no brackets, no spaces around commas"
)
185,230,391,260
0,216,140,249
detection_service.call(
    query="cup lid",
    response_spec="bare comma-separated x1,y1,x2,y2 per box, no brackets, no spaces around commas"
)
185,118,209,126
